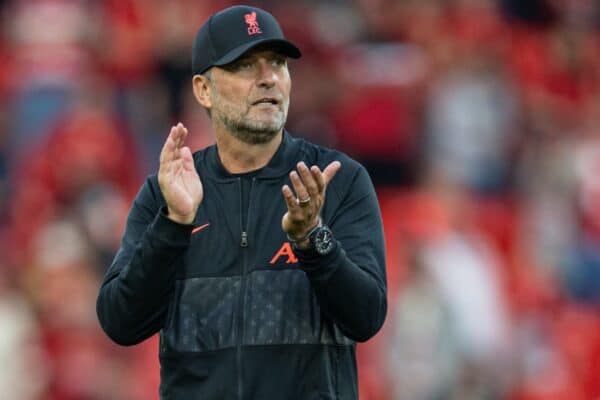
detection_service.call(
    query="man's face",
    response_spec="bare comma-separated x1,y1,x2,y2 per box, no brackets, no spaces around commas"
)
207,48,291,144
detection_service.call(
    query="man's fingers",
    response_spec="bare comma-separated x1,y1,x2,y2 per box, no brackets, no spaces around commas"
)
161,122,189,163
181,146,195,171
297,162,319,199
173,123,187,157
160,126,178,163
311,165,325,193
181,123,189,137
282,185,297,210
290,171,310,202
175,122,188,146
322,161,341,186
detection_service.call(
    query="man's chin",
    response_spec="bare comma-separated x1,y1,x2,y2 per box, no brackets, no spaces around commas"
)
232,122,282,144
248,111,283,127
244,116,285,135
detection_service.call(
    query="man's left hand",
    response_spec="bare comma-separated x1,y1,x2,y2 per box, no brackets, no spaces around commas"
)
281,161,341,247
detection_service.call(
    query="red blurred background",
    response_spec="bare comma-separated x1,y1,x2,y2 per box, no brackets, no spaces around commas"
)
1,0,599,399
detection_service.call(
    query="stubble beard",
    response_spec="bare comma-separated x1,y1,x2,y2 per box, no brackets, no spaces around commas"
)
212,91,289,145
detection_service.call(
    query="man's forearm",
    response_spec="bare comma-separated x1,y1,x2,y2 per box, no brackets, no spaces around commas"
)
97,211,192,345
298,243,387,342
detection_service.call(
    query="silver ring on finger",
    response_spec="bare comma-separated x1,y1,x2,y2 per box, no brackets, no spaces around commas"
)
298,196,311,207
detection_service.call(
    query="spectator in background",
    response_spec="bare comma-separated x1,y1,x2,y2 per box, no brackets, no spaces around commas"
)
386,173,512,399
3,0,101,158
425,50,518,193
8,102,141,263
386,245,460,400
0,268,47,399
21,216,157,400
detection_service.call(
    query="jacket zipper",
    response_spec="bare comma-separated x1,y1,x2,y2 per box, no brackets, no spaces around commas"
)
236,177,254,400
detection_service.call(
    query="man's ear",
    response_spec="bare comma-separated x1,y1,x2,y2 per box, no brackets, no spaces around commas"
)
192,74,212,109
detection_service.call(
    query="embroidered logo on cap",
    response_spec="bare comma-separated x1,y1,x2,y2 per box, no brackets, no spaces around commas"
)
245,11,262,35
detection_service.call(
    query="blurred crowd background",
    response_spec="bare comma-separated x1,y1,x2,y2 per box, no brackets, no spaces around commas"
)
0,0,599,399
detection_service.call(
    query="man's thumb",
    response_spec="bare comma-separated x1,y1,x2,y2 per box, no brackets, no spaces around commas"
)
323,161,341,185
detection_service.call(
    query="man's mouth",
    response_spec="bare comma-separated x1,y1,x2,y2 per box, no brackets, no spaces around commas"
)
252,97,281,106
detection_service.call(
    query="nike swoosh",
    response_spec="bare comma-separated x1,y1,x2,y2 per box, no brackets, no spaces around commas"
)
192,223,210,235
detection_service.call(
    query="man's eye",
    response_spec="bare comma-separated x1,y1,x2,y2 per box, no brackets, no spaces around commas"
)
231,61,252,71
272,58,287,67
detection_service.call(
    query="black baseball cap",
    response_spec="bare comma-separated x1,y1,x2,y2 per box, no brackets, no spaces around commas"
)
192,5,301,75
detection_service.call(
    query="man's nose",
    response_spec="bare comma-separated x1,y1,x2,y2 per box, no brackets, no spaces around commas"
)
256,60,278,88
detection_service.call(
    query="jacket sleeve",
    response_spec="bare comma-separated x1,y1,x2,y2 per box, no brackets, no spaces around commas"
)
96,177,193,346
296,164,387,342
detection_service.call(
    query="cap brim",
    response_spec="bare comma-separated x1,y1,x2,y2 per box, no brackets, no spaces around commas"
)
213,38,301,67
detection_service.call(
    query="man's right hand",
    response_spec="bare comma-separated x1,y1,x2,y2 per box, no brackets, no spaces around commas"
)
158,123,203,225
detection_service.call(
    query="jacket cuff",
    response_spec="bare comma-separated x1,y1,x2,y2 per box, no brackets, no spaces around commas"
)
146,207,194,248
295,241,342,281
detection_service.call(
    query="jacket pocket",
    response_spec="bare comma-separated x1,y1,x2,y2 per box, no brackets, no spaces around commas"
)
159,353,209,400
159,349,237,400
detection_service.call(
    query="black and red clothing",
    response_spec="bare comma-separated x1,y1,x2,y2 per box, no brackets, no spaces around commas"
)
97,132,387,399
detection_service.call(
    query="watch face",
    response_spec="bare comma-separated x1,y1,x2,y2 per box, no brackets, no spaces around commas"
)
313,226,334,255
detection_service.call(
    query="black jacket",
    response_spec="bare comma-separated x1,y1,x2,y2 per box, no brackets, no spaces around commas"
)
97,132,387,399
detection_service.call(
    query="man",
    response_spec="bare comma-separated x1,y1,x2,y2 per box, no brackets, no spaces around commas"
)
97,5,387,399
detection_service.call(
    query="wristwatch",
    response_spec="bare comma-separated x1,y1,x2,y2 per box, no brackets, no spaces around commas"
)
308,224,335,255
289,223,336,256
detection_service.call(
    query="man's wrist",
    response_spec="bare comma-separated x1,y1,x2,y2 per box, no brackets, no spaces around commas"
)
293,237,311,249
166,206,196,225
154,207,195,245
286,218,321,244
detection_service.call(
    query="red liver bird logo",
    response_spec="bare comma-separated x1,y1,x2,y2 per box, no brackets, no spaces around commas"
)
244,12,262,35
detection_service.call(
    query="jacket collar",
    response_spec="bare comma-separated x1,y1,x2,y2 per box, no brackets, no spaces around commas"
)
201,130,302,181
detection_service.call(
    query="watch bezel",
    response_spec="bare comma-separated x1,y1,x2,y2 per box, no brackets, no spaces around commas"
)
310,225,335,255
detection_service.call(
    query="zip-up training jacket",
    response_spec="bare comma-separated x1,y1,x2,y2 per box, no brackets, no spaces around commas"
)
96,131,387,400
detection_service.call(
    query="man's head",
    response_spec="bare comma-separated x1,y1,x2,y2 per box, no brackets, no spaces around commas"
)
191,6,301,144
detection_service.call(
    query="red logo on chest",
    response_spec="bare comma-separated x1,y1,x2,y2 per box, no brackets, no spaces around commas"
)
244,12,262,36
269,242,298,265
